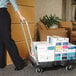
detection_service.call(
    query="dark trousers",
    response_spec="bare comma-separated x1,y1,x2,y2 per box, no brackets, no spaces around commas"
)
0,8,24,68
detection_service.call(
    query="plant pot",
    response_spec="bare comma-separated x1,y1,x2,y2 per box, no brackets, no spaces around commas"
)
50,24,58,28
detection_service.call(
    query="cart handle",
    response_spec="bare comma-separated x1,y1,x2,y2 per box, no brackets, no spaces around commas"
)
20,19,33,56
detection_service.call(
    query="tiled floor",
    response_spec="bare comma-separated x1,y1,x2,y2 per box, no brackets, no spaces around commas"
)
0,62,76,76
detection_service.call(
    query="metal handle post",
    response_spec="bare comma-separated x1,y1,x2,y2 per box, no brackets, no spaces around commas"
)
20,19,33,56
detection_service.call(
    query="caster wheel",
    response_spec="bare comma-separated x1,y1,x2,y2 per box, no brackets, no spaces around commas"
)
31,62,35,67
66,65,72,71
31,62,37,68
35,67,43,73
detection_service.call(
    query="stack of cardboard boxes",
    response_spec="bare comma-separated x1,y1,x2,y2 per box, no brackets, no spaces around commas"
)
31,36,76,63
47,36,69,61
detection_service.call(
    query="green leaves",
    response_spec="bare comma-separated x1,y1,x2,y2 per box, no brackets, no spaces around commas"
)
40,14,62,28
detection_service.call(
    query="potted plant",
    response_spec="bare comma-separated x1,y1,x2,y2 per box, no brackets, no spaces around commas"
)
40,14,62,28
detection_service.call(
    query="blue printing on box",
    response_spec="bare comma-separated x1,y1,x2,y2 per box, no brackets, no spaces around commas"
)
48,46,55,50
56,42,61,45
48,37,51,43
62,53,67,56
55,54,61,61
63,42,68,45
35,46,37,50
68,46,76,49
67,52,76,60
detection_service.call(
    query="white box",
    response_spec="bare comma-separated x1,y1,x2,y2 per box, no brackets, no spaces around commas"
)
47,36,62,61
31,41,55,62
31,41,47,61
47,35,69,52
67,43,76,60
54,36,69,60
47,36,70,61
47,36,69,45
47,36,62,45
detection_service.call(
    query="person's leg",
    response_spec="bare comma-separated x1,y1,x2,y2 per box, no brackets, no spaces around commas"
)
0,9,6,68
0,8,25,70
0,38,6,68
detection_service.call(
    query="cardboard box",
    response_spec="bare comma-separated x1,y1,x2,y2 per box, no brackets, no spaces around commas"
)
67,43,76,60
47,35,69,52
31,41,47,61
47,36,69,45
47,36,62,45
31,41,55,62
47,36,69,61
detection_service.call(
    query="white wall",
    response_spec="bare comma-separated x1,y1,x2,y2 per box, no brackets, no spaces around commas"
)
35,0,62,23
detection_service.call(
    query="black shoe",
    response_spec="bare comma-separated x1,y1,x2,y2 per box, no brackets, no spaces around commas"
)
15,62,27,71
0,65,6,69
15,59,28,71
15,65,25,71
